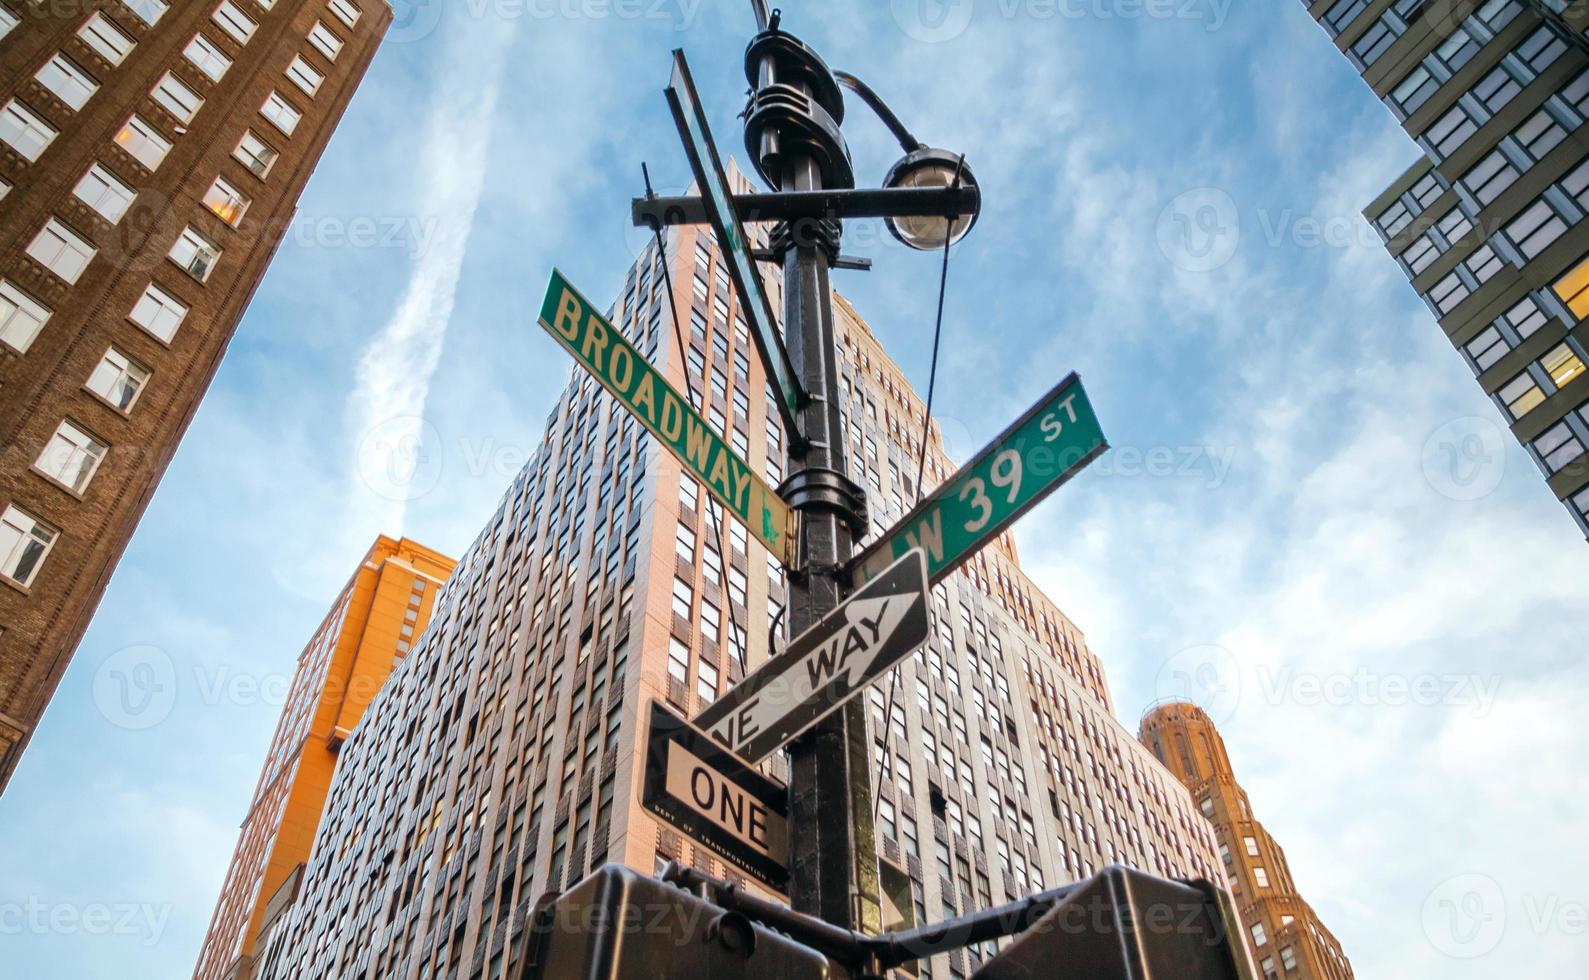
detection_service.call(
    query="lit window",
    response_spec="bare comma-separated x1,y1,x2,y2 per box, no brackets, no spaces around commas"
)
151,72,202,124
261,91,302,135
0,100,59,161
212,1,257,43
79,13,136,65
0,281,52,354
1498,372,1546,419
35,421,108,494
129,283,188,342
329,0,362,27
1554,257,1589,321
309,21,345,60
1542,343,1586,390
233,130,278,178
0,505,56,589
122,0,168,25
36,54,99,111
286,55,324,97
202,176,250,227
86,347,151,413
184,34,232,81
169,226,221,282
113,115,172,170
26,219,97,284
73,163,137,223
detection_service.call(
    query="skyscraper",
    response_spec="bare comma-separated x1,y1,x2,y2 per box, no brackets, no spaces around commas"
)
258,186,1231,980
1302,0,1589,534
194,535,456,980
1140,701,1354,980
0,0,392,791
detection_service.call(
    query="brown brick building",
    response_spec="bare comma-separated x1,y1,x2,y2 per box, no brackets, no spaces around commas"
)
193,535,454,980
1141,701,1354,980
254,176,1233,980
0,0,390,792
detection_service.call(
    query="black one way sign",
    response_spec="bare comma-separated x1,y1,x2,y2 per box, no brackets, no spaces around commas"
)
692,550,930,764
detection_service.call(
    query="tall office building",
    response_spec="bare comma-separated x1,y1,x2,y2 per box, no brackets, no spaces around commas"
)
1141,701,1354,980
1302,0,1589,534
193,535,456,980
0,0,391,791
259,189,1230,980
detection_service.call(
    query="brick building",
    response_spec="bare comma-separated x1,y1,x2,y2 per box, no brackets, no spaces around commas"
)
1141,701,1354,980
193,535,454,980
254,187,1232,980
0,0,390,791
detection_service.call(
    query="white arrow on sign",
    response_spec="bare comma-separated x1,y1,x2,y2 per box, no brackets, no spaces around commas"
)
692,549,930,763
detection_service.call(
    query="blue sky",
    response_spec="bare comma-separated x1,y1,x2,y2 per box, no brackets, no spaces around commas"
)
3,1,1588,976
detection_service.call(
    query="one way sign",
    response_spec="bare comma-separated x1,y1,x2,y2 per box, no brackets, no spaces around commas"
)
692,549,930,763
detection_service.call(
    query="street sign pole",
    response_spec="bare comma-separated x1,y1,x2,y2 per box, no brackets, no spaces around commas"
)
745,32,883,934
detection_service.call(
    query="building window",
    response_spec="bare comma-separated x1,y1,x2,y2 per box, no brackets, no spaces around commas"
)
151,72,202,124
113,115,172,170
169,226,221,282
1253,866,1270,888
1460,150,1517,207
1555,257,1589,321
184,34,233,81
73,163,137,223
202,177,250,227
0,505,56,589
36,420,108,494
1498,371,1547,418
1517,25,1567,76
233,130,279,178
329,0,362,28
0,6,15,39
1424,104,1480,160
671,577,692,619
1426,272,1469,316
212,1,257,43
1515,108,1567,164
1532,420,1586,474
1389,65,1437,115
1322,0,1368,34
1573,486,1589,523
286,56,324,97
27,219,96,285
1463,326,1510,372
1542,343,1587,391
129,282,188,342
1280,946,1298,971
122,0,168,25
1250,922,1268,948
0,281,52,354
1505,197,1569,260
667,637,688,683
261,91,302,135
1501,296,1550,339
79,13,136,65
309,21,345,61
0,100,58,161
86,347,150,413
36,54,98,111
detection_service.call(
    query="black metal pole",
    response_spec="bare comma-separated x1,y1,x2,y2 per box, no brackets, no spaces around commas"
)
770,105,882,939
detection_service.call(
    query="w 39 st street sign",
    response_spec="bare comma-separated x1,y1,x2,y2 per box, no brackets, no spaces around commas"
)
537,269,797,568
851,374,1107,588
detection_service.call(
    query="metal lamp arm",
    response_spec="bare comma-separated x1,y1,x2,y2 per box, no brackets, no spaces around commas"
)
833,70,925,154
750,0,772,30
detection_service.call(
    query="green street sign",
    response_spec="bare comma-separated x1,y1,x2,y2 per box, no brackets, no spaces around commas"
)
850,374,1107,588
665,49,804,437
537,269,798,568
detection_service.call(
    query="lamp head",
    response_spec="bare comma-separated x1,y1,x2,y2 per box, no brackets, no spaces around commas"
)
883,148,979,250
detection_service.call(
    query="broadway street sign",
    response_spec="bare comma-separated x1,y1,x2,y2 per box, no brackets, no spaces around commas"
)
666,49,804,436
538,269,797,568
642,701,789,891
850,374,1107,588
692,549,929,763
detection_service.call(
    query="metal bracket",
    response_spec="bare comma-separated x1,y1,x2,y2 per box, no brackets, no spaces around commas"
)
778,467,867,536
